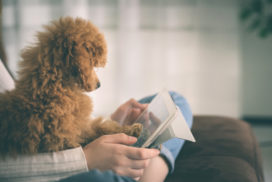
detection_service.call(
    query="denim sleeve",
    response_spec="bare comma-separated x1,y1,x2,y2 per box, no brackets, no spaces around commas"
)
138,91,193,174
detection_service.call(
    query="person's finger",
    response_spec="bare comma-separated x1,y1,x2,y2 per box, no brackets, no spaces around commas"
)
111,106,130,123
129,108,142,121
126,147,160,160
114,155,150,170
144,111,151,127
143,110,150,121
114,167,145,179
129,99,148,110
126,168,145,178
101,133,137,145
124,107,146,125
130,159,150,169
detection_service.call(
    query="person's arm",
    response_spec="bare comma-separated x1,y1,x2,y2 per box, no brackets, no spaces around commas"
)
0,147,89,181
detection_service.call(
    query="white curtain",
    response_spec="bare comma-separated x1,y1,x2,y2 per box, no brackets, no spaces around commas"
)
2,0,241,117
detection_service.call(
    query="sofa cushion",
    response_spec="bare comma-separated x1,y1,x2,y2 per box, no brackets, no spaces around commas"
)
165,115,264,182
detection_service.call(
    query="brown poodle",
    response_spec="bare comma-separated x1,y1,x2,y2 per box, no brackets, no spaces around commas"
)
0,17,142,156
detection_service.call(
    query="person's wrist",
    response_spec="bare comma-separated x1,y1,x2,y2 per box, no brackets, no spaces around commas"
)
83,145,93,170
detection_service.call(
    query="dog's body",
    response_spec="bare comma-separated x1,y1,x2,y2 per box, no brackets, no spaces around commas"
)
0,17,142,156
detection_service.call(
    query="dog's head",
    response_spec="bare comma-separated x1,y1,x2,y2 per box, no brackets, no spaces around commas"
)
20,17,107,92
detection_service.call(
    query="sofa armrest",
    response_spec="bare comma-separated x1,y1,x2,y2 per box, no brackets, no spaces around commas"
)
166,115,264,182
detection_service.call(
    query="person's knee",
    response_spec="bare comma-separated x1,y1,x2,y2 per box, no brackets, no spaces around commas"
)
169,91,193,127
169,91,186,103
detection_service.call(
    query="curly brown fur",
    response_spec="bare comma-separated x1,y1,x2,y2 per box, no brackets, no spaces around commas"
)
0,17,142,156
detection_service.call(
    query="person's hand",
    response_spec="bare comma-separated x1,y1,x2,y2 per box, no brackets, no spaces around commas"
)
83,133,160,179
111,99,148,125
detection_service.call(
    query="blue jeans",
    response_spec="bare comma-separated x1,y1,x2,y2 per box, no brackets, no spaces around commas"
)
60,91,193,182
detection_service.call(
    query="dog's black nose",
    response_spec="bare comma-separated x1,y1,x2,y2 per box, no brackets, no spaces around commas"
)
96,82,101,89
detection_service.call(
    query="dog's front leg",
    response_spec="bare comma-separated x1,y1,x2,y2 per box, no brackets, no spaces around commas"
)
91,118,143,139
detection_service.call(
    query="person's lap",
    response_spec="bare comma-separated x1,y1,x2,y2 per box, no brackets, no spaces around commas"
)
60,91,193,182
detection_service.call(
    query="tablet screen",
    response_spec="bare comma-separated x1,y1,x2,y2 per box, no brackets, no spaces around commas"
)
133,89,175,147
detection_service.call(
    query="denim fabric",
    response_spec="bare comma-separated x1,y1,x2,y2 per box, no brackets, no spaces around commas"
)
138,91,193,173
59,170,135,182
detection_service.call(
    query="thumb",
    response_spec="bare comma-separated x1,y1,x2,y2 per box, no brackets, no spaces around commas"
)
102,133,138,145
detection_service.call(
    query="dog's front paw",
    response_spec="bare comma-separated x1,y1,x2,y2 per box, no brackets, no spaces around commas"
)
128,123,143,137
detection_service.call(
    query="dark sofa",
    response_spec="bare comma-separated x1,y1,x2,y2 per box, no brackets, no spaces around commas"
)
166,115,264,182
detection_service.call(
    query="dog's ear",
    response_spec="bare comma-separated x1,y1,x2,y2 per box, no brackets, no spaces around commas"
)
69,45,96,91
66,36,107,91
82,39,107,67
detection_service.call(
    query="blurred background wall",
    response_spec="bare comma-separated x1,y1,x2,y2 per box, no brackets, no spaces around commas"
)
1,0,271,120
241,33,272,118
